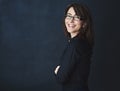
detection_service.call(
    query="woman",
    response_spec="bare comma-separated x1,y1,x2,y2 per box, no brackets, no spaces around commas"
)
54,3,94,91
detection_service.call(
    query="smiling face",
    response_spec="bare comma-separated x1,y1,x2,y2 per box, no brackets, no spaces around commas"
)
65,7,84,38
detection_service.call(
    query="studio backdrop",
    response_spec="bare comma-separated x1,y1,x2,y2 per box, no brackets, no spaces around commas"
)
0,0,119,91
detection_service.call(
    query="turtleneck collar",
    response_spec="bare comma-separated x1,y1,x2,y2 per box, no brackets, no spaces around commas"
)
68,33,80,42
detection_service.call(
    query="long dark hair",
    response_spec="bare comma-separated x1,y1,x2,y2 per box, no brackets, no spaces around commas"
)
64,3,94,47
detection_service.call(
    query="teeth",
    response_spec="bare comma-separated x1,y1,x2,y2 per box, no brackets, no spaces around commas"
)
68,24,75,27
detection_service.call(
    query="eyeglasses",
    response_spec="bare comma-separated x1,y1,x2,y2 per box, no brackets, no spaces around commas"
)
65,15,81,21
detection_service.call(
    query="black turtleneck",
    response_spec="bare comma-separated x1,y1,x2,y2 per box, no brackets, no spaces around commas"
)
55,34,92,91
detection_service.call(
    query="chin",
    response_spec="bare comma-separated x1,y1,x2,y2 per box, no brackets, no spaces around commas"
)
67,29,74,32
67,30,77,34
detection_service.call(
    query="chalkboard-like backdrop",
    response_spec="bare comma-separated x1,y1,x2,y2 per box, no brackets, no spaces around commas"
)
0,0,119,91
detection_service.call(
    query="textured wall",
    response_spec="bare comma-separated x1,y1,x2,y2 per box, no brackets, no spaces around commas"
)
0,0,119,91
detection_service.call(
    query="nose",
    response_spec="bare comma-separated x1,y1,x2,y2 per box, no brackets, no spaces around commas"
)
70,17,74,23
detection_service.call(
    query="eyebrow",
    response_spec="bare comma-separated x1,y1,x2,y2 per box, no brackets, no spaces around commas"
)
66,13,72,15
66,13,78,16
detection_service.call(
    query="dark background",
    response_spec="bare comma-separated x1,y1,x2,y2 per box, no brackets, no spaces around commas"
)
0,0,119,91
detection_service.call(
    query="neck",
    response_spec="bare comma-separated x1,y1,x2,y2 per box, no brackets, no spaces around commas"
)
70,32,79,38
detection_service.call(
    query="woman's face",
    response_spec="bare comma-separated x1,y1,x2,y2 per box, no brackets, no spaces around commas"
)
65,7,84,38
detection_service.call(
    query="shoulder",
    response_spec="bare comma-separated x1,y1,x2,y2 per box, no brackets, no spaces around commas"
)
69,37,92,55
70,37,89,48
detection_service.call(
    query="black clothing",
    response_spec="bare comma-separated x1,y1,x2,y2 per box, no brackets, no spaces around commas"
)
55,35,92,91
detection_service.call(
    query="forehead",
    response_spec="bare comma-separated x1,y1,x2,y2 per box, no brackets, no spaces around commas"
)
67,7,76,15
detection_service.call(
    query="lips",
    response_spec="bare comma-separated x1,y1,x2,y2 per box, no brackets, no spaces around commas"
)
68,24,76,28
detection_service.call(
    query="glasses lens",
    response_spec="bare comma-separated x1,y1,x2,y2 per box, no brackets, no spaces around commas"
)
74,16,80,21
65,15,80,21
65,15,72,19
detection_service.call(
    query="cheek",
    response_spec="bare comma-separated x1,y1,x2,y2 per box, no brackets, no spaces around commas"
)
64,19,67,25
64,20,68,28
77,22,83,29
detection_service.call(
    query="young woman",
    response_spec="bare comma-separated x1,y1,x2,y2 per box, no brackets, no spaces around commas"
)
54,3,94,91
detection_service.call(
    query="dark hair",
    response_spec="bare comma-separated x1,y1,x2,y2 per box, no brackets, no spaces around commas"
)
63,3,94,47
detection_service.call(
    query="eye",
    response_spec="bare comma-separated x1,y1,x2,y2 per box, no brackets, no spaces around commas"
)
65,14,82,21
80,16,85,20
74,16,80,20
65,15,72,19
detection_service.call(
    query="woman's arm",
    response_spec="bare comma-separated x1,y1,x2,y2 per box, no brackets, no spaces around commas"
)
54,40,91,84
54,43,78,83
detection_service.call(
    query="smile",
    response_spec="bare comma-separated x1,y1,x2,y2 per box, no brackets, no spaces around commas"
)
68,24,76,28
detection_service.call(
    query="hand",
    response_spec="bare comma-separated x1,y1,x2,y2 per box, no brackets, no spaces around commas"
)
54,65,60,75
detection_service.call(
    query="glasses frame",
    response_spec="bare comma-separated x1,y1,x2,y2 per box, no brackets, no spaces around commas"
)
65,14,82,21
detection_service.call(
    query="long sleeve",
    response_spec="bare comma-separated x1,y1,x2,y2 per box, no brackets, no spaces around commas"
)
55,38,91,84
55,43,76,83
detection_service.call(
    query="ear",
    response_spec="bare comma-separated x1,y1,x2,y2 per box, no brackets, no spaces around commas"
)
82,22,87,28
